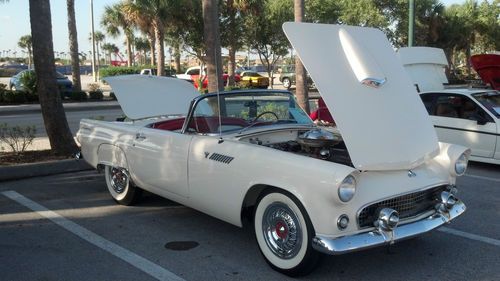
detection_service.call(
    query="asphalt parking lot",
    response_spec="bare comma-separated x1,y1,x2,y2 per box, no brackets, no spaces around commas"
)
0,162,499,281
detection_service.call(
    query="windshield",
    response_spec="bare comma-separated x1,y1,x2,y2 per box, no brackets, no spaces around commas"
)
188,91,312,134
472,91,500,118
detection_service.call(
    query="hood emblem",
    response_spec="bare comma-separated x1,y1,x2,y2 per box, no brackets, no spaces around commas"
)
408,170,416,178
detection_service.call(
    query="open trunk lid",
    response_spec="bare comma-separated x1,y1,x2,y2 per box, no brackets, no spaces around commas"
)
106,75,199,120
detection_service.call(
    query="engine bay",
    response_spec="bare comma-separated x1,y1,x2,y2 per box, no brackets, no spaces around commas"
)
239,128,353,167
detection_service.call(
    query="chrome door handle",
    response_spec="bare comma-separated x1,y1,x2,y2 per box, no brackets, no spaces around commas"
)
135,133,146,140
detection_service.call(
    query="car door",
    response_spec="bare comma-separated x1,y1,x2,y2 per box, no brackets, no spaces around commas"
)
127,127,193,198
422,93,497,158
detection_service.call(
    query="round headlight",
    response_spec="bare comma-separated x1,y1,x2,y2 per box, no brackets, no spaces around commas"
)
338,175,356,202
454,153,468,176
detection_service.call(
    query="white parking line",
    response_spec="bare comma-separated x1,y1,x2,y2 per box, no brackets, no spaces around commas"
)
2,190,185,281
464,174,500,183
438,227,500,247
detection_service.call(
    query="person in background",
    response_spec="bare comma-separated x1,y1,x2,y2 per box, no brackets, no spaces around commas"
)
309,97,335,126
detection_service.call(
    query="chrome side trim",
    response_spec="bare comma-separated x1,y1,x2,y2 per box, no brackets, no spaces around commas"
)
313,200,466,255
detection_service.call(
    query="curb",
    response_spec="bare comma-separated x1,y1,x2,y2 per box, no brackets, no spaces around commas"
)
0,159,94,182
0,104,121,116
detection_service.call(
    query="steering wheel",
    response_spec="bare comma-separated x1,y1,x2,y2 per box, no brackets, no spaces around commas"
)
251,111,279,123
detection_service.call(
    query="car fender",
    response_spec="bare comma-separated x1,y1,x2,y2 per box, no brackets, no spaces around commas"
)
97,144,129,170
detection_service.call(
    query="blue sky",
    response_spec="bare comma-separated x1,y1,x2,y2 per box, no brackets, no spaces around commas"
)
0,0,469,59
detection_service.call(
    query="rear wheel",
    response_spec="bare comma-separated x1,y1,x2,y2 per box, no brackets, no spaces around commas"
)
104,166,142,205
254,190,320,276
282,78,291,89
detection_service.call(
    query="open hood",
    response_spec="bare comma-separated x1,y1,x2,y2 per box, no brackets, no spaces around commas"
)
397,47,448,92
283,22,438,171
106,75,199,120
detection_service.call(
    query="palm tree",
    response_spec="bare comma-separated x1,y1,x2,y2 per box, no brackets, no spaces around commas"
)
134,37,150,65
29,0,78,155
122,0,156,66
125,0,172,76
17,35,33,69
101,3,134,66
66,0,81,91
101,43,119,65
294,0,309,113
203,0,224,92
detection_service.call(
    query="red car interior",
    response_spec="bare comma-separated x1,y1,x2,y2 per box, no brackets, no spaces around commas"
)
152,116,248,134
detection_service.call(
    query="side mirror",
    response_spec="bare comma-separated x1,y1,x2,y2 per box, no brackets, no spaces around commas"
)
473,112,488,125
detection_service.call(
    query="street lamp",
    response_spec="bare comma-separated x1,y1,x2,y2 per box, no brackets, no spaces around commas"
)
90,0,97,82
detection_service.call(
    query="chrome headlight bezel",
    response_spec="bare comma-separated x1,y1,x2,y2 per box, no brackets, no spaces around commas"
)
454,153,469,176
338,175,356,202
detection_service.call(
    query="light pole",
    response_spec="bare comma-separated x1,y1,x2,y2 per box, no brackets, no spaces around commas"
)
408,0,415,47
90,0,97,82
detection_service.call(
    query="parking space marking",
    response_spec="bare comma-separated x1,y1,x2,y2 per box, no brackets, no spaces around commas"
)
2,190,185,281
438,227,500,247
464,174,500,183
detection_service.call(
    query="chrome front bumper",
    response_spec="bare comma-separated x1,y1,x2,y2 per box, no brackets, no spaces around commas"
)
312,200,466,255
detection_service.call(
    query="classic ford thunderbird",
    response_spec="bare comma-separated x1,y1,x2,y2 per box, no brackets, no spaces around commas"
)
77,23,468,276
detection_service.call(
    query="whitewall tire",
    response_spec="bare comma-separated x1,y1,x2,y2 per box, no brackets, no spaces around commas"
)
254,190,320,276
104,165,141,205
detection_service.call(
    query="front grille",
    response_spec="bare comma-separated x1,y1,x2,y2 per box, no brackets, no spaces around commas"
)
358,185,446,229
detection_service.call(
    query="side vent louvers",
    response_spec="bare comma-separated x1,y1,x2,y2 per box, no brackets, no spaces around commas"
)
209,153,234,164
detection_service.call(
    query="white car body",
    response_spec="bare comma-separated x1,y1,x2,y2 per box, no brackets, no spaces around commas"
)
398,47,500,165
419,89,500,165
77,23,469,275
175,66,204,81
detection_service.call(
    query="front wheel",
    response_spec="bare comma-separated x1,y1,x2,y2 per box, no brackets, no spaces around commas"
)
104,165,142,205
254,191,320,276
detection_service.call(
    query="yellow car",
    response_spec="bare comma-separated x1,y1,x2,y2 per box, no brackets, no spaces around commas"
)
239,71,269,89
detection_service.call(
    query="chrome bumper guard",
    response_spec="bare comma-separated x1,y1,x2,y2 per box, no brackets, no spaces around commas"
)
312,200,466,255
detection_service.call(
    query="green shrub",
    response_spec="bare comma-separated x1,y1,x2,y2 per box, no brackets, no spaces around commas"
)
0,123,36,153
19,70,37,94
25,92,39,102
99,66,141,79
69,91,87,101
3,90,26,104
89,90,103,100
224,85,243,91
99,65,177,80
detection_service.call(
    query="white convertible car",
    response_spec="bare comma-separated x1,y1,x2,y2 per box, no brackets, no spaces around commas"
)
77,23,468,276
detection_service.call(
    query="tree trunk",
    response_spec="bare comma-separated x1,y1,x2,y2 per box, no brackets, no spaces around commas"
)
465,44,472,79
66,0,81,91
294,0,309,114
203,0,224,92
227,46,236,86
174,43,181,74
126,36,132,67
29,0,78,155
154,22,165,76
148,35,155,66
28,47,32,69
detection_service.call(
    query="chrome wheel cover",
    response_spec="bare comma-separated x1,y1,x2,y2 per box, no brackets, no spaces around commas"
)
262,202,302,259
108,167,128,194
283,79,290,88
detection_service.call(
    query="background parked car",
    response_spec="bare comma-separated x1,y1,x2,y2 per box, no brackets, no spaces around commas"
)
419,89,500,164
239,71,269,88
176,66,241,89
279,65,314,90
9,69,73,94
